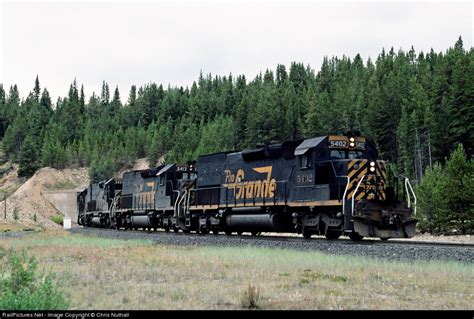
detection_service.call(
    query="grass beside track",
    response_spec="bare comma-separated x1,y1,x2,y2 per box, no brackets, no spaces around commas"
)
1,230,472,310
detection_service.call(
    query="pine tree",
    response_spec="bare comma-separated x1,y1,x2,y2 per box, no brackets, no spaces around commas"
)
40,89,52,111
128,85,137,107
416,163,446,233
0,84,5,107
80,85,85,113
33,76,41,102
109,86,122,116
443,144,473,234
0,84,6,137
101,81,110,105
18,135,40,177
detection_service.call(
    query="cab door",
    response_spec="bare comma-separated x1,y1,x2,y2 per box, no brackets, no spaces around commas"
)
294,151,322,201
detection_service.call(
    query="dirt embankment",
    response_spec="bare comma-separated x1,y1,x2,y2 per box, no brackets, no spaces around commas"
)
114,156,164,179
0,166,89,229
0,163,25,197
0,158,156,230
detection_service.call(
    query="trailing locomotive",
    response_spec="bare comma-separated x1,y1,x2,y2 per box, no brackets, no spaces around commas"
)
78,133,417,240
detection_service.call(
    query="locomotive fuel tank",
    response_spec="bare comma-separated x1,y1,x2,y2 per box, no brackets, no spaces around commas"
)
225,208,292,232
130,215,153,228
91,217,104,227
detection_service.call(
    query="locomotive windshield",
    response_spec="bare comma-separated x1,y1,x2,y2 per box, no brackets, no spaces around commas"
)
330,150,364,159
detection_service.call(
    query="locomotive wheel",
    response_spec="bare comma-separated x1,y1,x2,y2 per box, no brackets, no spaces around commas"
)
200,228,210,235
349,232,364,241
380,237,389,241
173,226,179,233
225,230,232,236
251,232,258,236
325,231,341,240
212,230,219,235
302,228,312,239
183,229,191,234
237,231,243,235
164,225,170,232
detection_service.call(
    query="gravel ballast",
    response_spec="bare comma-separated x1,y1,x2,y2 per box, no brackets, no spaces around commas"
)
69,227,474,263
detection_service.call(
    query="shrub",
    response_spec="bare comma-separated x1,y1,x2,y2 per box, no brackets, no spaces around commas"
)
51,214,63,226
12,207,18,221
241,284,261,309
0,247,69,310
417,144,473,235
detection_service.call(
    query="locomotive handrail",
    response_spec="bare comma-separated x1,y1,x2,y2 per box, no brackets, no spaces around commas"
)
392,174,417,216
327,159,351,214
341,176,350,215
351,175,367,216
404,177,417,216
185,191,191,218
175,190,187,218
173,190,180,218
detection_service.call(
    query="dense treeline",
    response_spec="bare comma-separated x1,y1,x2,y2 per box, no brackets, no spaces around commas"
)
0,37,472,233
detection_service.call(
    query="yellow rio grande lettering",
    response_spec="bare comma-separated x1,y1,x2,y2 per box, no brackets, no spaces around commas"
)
224,166,277,199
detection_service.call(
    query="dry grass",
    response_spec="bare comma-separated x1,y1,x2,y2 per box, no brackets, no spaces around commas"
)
0,230,472,310
0,223,39,232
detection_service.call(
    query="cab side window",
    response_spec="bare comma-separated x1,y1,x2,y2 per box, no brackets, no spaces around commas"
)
159,174,165,186
299,153,311,169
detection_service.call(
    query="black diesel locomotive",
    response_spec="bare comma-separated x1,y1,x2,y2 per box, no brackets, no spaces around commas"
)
77,134,417,240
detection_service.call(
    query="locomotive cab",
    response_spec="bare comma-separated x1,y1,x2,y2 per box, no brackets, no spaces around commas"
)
292,134,417,240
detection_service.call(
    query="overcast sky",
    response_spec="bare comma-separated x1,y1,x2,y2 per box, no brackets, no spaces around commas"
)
1,0,472,102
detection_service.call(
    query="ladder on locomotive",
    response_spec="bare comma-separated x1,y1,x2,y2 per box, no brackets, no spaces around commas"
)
174,189,192,228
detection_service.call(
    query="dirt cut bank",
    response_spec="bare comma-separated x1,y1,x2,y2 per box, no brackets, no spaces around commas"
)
0,167,89,229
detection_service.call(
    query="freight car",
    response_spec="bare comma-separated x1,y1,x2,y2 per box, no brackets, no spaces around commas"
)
78,133,417,240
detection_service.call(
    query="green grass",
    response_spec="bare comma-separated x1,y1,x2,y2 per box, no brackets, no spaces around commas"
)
44,180,79,190
0,231,472,310
51,214,63,225
5,231,153,248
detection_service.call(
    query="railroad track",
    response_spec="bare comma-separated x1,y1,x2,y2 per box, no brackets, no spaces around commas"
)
68,227,474,263
96,227,474,248
104,227,474,248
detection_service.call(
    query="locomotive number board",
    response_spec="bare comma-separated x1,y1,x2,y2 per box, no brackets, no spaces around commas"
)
176,165,189,172
328,136,366,150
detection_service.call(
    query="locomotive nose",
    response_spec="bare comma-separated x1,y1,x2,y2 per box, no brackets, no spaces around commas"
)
346,159,387,201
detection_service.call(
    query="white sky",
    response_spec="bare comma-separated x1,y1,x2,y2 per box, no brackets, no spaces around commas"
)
1,0,473,102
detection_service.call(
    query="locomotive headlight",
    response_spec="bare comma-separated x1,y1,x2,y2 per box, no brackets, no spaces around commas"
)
349,137,355,148
369,161,376,172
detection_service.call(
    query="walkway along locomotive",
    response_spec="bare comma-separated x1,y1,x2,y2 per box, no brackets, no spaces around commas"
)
77,134,417,240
